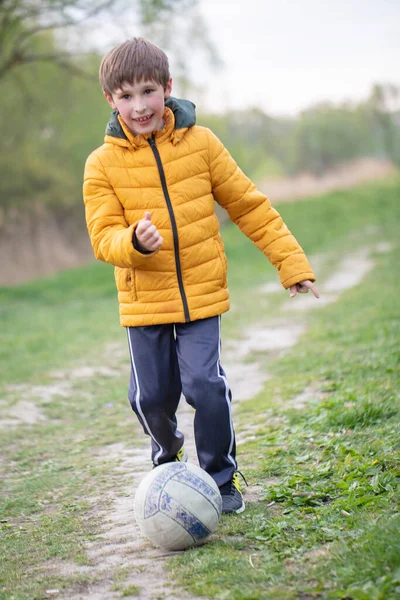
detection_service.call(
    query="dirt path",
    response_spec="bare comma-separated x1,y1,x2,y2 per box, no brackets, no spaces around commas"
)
258,158,395,205
2,241,392,599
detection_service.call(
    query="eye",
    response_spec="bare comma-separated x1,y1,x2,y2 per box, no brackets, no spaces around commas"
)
144,89,154,95
122,94,131,100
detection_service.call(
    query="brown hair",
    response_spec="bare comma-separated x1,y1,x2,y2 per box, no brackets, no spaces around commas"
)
99,37,170,96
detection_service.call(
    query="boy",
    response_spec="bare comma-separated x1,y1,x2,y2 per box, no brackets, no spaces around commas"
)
83,38,319,514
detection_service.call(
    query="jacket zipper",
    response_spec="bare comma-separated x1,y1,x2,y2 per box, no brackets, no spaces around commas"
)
148,135,190,322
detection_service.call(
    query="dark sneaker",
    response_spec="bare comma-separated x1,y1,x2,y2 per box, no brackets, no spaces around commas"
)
219,472,246,514
153,446,188,468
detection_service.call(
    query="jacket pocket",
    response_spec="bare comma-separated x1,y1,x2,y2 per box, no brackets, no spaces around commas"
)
114,267,137,302
214,236,228,287
131,269,138,301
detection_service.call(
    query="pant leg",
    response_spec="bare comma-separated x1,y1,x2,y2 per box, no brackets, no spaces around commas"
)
175,315,237,487
126,325,183,465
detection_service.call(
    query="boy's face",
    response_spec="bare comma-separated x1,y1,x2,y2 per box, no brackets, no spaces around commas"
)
105,78,172,137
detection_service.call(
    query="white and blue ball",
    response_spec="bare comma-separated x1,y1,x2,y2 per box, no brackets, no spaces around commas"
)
134,462,222,551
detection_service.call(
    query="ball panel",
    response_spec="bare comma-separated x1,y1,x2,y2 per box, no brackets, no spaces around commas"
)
163,480,220,533
134,462,174,520
169,468,222,517
138,510,194,551
143,464,180,518
159,490,211,540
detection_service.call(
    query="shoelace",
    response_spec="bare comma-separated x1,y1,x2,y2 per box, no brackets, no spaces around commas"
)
235,470,248,486
220,470,248,494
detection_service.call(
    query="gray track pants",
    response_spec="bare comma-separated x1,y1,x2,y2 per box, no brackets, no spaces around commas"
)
126,315,237,487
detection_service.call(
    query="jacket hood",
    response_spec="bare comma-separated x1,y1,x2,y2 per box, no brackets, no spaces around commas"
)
105,96,196,141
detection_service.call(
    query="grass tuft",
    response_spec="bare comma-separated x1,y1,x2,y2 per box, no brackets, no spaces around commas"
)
324,398,398,430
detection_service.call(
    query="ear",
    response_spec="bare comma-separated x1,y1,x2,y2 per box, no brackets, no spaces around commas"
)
104,91,117,110
164,78,172,99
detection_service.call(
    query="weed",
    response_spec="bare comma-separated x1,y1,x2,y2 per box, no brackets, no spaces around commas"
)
121,584,141,597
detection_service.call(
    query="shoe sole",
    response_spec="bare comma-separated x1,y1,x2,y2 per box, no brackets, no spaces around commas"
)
222,500,245,514
235,501,245,514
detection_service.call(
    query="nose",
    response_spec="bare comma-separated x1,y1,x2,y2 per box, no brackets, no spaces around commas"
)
133,99,147,114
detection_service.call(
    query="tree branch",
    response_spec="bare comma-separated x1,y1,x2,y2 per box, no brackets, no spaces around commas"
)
6,52,98,80
10,0,115,54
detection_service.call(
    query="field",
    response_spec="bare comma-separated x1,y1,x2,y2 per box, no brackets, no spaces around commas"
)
0,177,399,600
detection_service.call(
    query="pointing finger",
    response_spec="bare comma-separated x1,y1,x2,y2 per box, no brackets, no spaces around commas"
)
307,282,320,299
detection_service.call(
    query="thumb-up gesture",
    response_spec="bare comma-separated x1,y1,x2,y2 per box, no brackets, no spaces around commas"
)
135,212,163,252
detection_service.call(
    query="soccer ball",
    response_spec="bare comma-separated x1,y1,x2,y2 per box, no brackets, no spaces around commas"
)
134,462,222,551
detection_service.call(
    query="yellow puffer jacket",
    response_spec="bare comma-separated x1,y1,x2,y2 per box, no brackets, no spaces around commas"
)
83,98,315,327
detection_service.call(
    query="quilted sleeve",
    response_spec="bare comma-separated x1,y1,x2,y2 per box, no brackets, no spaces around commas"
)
206,129,315,288
83,153,156,268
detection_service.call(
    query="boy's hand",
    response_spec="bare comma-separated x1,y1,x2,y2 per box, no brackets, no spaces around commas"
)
135,212,163,252
289,280,320,299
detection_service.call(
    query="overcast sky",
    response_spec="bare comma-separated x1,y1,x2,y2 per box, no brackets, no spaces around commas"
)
193,0,400,115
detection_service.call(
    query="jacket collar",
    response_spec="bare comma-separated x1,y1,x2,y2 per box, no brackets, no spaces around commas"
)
104,96,196,150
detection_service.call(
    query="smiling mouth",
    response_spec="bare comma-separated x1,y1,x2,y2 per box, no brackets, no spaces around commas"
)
133,114,153,123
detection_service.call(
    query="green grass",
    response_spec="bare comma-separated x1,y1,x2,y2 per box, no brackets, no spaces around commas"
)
0,177,399,599
0,260,122,384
